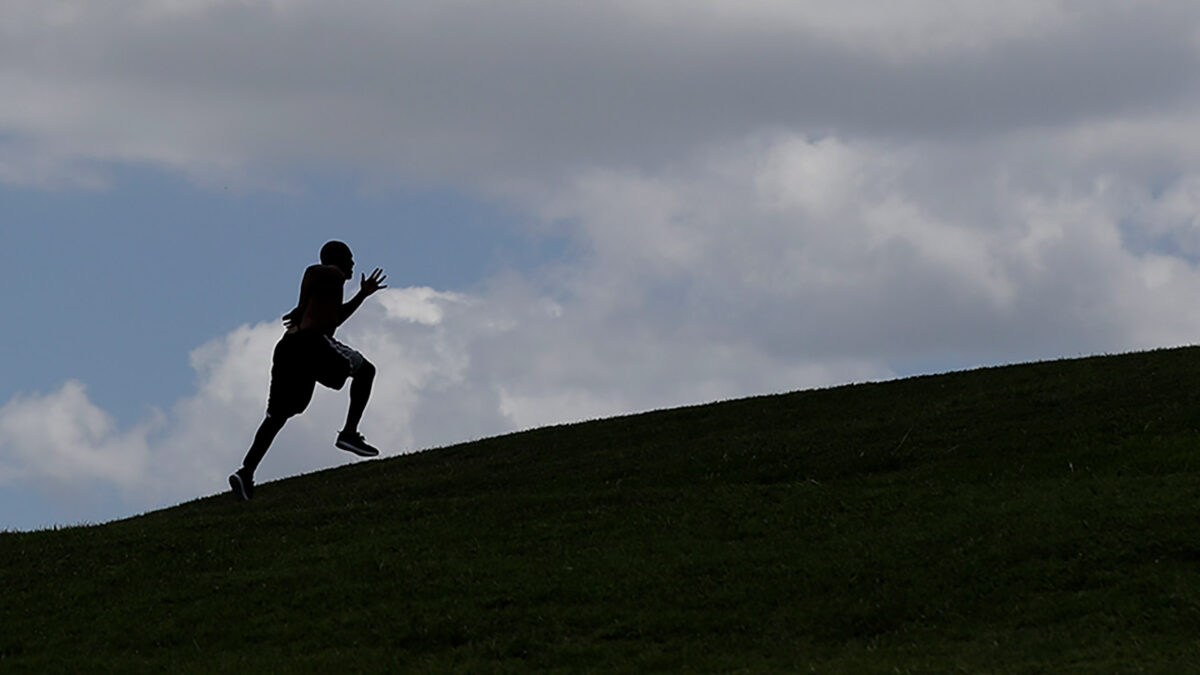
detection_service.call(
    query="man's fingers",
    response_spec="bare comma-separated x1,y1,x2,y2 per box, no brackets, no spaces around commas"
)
360,268,387,293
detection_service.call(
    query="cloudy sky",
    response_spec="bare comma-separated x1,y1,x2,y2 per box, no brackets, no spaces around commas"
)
4,0,1200,530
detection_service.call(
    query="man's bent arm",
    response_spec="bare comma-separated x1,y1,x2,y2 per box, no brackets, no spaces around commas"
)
337,268,388,326
337,289,369,326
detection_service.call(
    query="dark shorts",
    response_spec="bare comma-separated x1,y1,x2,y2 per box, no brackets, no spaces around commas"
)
266,330,366,419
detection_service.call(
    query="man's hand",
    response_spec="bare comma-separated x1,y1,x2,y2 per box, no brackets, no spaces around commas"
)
360,268,388,297
282,306,302,330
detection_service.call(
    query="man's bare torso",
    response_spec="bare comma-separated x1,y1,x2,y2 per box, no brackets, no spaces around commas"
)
292,264,346,335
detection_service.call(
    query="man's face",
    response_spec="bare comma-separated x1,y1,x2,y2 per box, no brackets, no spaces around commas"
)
335,255,354,279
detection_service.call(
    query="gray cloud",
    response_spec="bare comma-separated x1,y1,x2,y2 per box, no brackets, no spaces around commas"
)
3,1,1199,184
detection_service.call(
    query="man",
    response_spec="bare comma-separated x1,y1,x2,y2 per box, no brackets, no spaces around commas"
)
229,240,388,501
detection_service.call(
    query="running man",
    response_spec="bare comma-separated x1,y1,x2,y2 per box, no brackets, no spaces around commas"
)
230,240,388,501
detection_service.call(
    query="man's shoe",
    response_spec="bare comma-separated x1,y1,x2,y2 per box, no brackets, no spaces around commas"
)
229,470,254,501
336,430,380,457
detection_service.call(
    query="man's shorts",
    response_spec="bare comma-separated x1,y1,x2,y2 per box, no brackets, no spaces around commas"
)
266,330,366,419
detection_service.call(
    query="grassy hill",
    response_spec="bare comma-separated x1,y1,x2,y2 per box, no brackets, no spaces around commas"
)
5,347,1200,672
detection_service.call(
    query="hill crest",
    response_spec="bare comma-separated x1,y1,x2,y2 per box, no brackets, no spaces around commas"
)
4,346,1200,671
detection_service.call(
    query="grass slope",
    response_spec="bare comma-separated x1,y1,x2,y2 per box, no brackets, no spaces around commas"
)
5,348,1200,672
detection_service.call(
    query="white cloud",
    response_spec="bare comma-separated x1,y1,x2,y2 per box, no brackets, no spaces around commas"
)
516,130,1200,364
0,381,156,488
377,287,466,326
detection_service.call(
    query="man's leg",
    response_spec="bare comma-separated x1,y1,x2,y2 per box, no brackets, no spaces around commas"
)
342,359,376,436
231,414,287,501
242,414,287,477
336,360,380,457
318,336,380,457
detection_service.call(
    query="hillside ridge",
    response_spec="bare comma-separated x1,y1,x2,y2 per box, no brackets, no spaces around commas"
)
5,345,1200,672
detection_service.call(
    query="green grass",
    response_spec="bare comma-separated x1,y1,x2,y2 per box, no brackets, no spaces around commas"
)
6,347,1200,672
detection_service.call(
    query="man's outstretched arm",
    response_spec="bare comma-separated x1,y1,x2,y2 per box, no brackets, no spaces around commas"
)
338,268,388,326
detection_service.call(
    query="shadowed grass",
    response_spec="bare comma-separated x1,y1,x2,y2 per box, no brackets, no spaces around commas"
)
4,347,1200,672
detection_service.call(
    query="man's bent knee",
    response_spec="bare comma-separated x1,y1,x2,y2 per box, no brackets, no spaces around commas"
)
356,360,376,380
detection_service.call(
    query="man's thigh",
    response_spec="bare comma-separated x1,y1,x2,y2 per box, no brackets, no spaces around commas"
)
313,335,364,390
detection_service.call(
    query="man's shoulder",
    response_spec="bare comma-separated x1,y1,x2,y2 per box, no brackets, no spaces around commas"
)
303,264,345,281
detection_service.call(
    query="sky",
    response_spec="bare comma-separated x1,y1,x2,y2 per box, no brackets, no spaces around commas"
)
5,0,1200,530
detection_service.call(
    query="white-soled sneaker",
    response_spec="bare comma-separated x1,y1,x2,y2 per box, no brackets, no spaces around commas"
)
335,430,380,457
229,470,254,501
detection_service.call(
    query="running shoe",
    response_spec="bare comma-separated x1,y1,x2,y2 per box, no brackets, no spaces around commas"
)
336,430,380,457
229,469,254,501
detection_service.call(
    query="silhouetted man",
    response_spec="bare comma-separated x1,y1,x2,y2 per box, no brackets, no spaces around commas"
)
230,240,388,500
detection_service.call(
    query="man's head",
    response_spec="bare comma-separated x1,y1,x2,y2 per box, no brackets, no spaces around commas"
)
320,240,354,279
